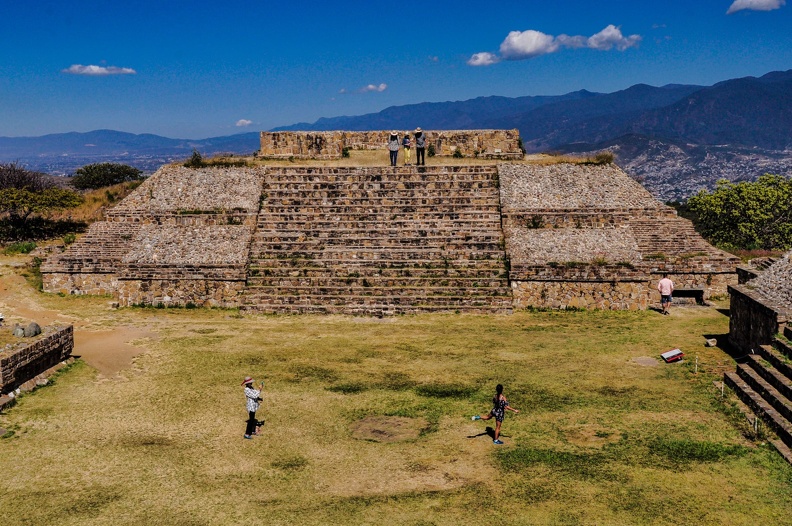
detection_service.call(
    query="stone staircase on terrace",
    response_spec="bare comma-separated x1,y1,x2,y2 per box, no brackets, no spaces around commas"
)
240,166,513,315
628,212,737,265
724,327,792,456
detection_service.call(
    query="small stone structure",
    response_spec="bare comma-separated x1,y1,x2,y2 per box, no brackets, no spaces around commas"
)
0,325,73,394
42,131,737,314
258,130,523,160
729,252,792,352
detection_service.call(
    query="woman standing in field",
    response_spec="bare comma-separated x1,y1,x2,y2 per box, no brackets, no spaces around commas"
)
472,384,519,445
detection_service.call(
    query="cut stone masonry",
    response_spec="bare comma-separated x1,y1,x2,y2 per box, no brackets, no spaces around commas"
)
42,131,738,314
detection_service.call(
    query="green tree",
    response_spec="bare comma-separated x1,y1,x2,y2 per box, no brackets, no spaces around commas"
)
0,162,83,231
0,187,83,227
70,162,143,190
686,174,792,251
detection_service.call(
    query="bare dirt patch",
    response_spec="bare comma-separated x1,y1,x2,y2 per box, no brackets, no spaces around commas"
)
73,328,155,377
561,423,623,448
632,356,659,367
350,416,428,443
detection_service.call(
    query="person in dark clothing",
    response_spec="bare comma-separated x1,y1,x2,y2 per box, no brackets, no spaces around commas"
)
414,127,427,166
471,384,519,445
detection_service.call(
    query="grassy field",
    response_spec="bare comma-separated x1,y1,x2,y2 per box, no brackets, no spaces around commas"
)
1,274,791,525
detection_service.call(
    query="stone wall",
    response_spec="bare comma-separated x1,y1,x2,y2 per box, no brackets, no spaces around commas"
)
258,130,523,159
512,280,649,310
729,285,789,351
116,278,247,308
0,325,73,393
728,251,792,351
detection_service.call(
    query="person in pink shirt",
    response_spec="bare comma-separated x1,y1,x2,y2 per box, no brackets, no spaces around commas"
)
657,274,674,315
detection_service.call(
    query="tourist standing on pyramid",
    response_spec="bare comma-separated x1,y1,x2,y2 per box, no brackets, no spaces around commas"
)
414,127,427,166
387,131,400,166
242,376,264,439
402,133,412,166
658,274,674,315
471,384,520,445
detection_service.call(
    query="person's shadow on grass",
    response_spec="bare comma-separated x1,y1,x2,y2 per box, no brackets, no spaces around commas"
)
466,426,508,440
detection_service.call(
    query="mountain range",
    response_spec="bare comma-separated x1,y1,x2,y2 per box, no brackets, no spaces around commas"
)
2,69,790,200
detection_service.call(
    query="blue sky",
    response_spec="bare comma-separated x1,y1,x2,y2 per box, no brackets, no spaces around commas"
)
1,0,790,139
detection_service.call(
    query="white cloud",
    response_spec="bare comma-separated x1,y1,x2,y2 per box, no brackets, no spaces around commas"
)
236,119,252,127
62,64,136,76
586,25,642,51
468,25,641,65
428,55,439,62
499,30,559,59
727,0,785,14
467,52,500,66
360,83,387,93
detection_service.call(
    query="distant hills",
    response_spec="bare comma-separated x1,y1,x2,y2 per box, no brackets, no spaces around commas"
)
0,130,261,177
2,69,790,200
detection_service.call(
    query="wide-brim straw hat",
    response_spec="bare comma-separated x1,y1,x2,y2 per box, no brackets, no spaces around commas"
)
415,127,422,132
391,130,398,135
241,376,254,385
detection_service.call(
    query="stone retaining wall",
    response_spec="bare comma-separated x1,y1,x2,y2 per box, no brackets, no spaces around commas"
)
258,130,523,159
116,278,247,308
0,325,73,393
729,285,790,351
512,280,649,310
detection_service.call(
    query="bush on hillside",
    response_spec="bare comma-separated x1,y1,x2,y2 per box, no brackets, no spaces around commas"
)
184,149,204,168
687,174,792,251
70,163,144,190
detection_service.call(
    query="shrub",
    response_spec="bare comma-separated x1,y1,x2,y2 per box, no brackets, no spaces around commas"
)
63,233,76,245
592,151,614,164
452,149,463,159
427,144,436,157
70,163,143,190
184,149,204,168
342,147,351,158
2,241,36,254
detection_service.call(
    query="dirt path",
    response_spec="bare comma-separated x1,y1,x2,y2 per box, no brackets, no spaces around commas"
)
0,260,154,377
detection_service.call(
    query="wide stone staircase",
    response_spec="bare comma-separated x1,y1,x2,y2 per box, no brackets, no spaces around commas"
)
240,166,513,315
724,327,792,456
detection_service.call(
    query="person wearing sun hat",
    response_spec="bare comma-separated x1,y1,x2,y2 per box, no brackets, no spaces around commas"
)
414,127,427,166
242,376,264,439
387,131,400,166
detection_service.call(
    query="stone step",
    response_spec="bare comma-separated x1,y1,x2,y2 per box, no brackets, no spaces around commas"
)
757,345,792,380
253,221,503,232
240,303,513,316
737,363,792,423
258,218,500,231
747,355,792,402
242,284,512,297
240,293,513,309
785,326,792,341
259,206,501,217
253,241,503,252
250,250,506,261
773,337,792,361
725,371,792,449
253,233,503,244
247,266,507,279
